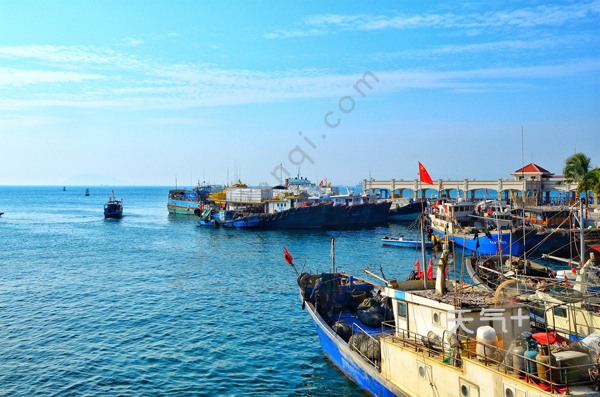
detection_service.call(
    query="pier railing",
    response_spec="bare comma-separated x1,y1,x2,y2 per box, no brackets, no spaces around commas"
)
380,321,600,392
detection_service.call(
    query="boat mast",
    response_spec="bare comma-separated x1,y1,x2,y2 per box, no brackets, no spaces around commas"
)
580,198,585,265
521,127,527,265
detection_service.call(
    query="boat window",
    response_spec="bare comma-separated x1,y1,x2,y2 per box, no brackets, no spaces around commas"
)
553,307,568,318
397,301,407,319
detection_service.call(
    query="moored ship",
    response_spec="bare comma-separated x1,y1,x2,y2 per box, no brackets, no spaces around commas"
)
289,242,600,397
167,182,223,215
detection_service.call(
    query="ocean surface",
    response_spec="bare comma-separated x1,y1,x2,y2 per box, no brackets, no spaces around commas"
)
1,186,441,397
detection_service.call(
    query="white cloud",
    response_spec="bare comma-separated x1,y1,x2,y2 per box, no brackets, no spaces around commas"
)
0,116,68,129
381,34,596,58
121,38,144,46
0,67,105,86
0,59,597,111
0,45,145,69
263,1,600,38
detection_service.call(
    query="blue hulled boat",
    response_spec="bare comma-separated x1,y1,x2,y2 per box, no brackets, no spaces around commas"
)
214,215,260,228
381,236,434,249
428,200,525,255
211,210,260,228
289,242,600,397
167,182,223,215
104,198,123,219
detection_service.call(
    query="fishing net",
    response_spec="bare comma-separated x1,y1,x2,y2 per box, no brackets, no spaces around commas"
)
349,333,381,363
331,320,352,342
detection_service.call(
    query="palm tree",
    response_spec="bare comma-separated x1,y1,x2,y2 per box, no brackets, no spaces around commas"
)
563,153,591,183
563,153,592,204
578,167,600,206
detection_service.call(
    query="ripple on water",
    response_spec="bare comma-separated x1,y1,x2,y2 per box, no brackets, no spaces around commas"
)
0,186,433,396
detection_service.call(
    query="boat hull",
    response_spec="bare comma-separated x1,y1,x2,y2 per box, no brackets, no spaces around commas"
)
381,239,433,248
167,201,199,215
258,204,328,229
387,202,422,221
104,202,123,218
323,202,391,229
306,302,404,397
431,229,524,255
214,215,260,228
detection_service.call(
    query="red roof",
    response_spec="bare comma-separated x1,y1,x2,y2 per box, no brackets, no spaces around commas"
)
513,163,551,174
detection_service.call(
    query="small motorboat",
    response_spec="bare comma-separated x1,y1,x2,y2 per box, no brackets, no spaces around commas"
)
84,188,90,196
104,197,123,219
381,236,434,248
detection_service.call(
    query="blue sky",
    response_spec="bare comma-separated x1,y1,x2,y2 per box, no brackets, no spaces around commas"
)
0,0,599,186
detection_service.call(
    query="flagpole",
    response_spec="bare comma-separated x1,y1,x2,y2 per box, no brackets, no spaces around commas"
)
420,177,427,289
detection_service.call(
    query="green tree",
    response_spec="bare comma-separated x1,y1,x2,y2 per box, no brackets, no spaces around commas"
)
563,153,591,183
578,167,600,206
563,153,592,204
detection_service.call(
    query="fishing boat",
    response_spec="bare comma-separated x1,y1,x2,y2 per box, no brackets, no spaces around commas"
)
167,182,222,215
104,197,123,219
288,242,600,397
387,199,423,221
211,210,260,228
428,199,529,255
259,202,330,229
465,255,556,296
195,208,214,226
84,188,90,196
381,236,434,249
323,193,391,229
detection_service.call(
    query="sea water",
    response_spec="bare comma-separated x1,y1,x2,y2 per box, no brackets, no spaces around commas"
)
1,186,572,396
1,186,437,396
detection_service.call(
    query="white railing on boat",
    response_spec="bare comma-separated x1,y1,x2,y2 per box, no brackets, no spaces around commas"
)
380,321,600,392
350,323,382,371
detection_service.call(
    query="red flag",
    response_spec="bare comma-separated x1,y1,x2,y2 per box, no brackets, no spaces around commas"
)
283,247,293,265
319,181,323,186
415,259,421,278
485,188,488,195
418,162,433,185
427,264,433,280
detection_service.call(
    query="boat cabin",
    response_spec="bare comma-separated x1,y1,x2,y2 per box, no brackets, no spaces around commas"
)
429,201,482,234
265,195,310,213
330,193,378,206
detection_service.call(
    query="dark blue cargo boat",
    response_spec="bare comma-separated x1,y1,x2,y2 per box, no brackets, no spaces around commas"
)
104,198,123,219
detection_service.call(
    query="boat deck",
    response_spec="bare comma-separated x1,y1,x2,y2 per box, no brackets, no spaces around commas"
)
337,310,391,335
410,285,496,307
